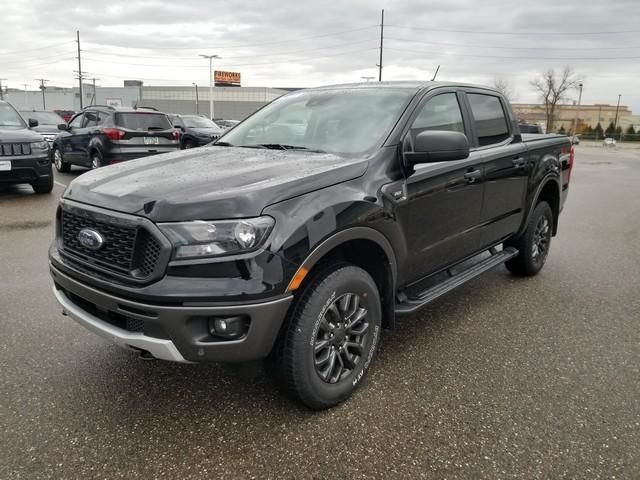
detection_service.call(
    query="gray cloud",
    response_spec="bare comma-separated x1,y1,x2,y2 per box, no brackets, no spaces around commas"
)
1,0,639,111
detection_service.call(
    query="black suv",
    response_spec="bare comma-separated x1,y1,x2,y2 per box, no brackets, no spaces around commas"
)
52,106,179,172
0,100,53,194
169,114,224,149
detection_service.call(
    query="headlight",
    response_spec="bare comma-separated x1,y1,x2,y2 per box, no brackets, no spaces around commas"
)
158,216,275,259
31,141,49,151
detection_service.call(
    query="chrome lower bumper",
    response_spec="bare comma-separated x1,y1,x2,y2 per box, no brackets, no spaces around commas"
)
52,286,190,363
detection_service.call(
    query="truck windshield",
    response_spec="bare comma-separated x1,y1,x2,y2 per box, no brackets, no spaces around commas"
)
0,103,27,128
220,88,413,155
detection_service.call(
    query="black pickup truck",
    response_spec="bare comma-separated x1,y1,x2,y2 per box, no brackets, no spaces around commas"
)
49,82,572,409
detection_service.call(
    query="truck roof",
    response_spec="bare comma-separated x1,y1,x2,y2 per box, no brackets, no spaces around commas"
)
308,80,497,93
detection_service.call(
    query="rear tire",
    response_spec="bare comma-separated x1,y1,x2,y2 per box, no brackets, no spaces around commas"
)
32,175,53,194
183,139,194,149
52,147,70,173
91,150,103,169
505,201,553,276
270,264,382,410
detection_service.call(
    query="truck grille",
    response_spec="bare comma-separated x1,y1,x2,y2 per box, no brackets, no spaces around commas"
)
1,143,31,156
61,209,163,281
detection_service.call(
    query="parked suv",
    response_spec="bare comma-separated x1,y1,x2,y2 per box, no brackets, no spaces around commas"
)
169,114,224,149
51,106,179,172
50,82,572,408
0,100,53,193
19,110,64,145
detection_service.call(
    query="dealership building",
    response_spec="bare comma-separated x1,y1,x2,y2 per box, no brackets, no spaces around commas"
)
4,81,293,120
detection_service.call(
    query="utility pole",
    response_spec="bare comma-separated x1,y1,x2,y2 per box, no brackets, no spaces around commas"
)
192,82,199,114
0,79,6,100
571,83,583,138
76,30,84,109
36,79,48,109
613,94,622,139
377,9,384,81
91,77,100,105
199,54,219,120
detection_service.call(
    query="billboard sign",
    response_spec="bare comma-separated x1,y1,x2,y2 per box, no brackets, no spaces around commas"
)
214,71,241,86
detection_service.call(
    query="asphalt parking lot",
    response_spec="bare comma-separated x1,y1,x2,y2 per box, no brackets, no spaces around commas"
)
1,144,639,479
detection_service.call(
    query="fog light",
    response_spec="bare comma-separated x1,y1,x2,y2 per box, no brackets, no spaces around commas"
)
208,316,248,340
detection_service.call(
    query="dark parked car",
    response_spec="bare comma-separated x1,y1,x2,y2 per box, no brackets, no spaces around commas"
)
54,110,75,123
0,101,53,193
51,106,180,172
518,123,543,134
214,119,240,130
49,82,573,408
19,110,64,144
169,114,224,149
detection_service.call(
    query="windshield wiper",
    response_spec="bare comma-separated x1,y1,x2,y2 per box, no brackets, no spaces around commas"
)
147,126,166,131
213,141,234,147
241,143,326,153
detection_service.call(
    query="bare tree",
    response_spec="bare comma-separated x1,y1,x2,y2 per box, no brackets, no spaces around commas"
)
493,78,516,102
531,67,581,132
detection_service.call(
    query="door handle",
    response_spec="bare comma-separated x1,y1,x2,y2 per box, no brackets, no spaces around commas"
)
463,169,482,183
512,157,526,168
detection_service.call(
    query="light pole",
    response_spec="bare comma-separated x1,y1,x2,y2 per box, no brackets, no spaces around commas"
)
23,84,29,107
192,82,199,115
199,54,219,120
360,76,375,82
571,83,583,138
613,94,622,140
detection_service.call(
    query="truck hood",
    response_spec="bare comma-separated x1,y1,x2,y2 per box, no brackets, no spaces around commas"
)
64,146,368,221
0,127,43,142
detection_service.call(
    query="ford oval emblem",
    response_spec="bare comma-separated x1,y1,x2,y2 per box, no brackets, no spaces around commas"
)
78,228,104,250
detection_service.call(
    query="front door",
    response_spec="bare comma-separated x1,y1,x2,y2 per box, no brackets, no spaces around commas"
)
60,113,84,163
394,90,485,283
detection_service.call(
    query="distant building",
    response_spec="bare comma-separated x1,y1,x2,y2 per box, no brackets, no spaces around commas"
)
3,83,292,120
512,103,638,133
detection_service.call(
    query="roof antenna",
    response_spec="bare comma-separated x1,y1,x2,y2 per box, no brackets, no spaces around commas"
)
431,65,441,81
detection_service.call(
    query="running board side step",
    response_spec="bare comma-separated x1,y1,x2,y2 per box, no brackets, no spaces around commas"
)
395,247,519,315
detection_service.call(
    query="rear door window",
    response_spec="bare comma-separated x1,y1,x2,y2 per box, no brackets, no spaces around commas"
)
467,94,510,146
115,113,172,131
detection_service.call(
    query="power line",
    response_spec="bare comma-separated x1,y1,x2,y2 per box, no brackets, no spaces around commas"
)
385,36,640,51
82,38,377,61
83,25,378,51
384,46,640,61
0,41,75,57
386,25,640,36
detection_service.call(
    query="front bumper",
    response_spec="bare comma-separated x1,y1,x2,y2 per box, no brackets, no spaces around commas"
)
0,153,51,185
51,264,293,363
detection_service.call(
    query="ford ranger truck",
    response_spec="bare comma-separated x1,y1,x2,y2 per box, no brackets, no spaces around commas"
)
49,82,572,409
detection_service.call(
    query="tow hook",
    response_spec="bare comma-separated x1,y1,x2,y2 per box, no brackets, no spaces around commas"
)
138,350,156,361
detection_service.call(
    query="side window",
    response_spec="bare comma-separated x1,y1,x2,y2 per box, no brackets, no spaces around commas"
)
467,94,510,146
410,93,464,135
83,110,106,128
68,114,84,128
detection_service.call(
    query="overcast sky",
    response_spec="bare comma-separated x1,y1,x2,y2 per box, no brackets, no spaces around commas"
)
1,0,640,112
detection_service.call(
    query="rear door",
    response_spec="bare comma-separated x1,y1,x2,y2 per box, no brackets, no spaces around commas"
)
60,113,85,163
395,89,486,282
114,112,179,158
462,91,528,246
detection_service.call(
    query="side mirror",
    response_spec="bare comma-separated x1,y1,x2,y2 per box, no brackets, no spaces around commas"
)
404,130,470,167
57,123,69,131
28,118,39,128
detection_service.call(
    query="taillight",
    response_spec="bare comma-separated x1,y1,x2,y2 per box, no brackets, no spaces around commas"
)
171,129,180,141
569,146,575,169
103,128,125,141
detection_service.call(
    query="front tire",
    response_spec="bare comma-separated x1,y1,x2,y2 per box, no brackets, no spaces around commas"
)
52,147,70,173
91,150,103,169
505,201,553,276
31,175,53,194
271,264,382,410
